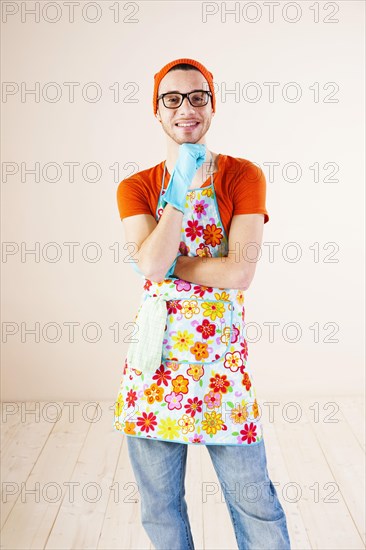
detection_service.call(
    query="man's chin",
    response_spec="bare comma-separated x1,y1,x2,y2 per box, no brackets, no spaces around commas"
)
174,135,201,145
164,127,205,146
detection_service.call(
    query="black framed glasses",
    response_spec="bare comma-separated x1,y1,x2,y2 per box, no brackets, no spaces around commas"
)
157,90,212,109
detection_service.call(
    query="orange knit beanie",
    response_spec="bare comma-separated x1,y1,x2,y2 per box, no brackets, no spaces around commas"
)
153,58,216,115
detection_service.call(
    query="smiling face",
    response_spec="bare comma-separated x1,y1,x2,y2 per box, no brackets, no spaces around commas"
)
156,69,215,145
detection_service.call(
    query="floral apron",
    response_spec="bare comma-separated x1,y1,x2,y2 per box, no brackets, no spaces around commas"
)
113,156,263,446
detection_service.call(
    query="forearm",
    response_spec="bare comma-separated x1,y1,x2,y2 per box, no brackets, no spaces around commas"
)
174,254,248,290
137,204,182,281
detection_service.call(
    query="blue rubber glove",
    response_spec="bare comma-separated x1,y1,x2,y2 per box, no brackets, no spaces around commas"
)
162,143,207,213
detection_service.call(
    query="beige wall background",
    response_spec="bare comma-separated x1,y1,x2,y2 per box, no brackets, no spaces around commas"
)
1,1,364,401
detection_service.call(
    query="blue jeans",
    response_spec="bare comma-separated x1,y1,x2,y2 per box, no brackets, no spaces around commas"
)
126,436,291,550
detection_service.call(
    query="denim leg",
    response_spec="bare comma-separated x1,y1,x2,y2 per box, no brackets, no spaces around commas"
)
126,435,195,550
207,439,291,550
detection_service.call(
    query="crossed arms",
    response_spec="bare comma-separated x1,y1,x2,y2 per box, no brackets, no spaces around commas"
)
122,203,265,291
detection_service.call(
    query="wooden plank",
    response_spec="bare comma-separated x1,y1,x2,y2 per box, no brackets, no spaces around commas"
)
1,401,98,550
45,402,122,549
2,397,364,549
302,397,366,546
337,395,365,451
274,397,364,550
1,402,22,447
0,402,62,530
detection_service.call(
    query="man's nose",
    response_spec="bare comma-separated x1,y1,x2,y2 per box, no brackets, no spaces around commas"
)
179,96,195,111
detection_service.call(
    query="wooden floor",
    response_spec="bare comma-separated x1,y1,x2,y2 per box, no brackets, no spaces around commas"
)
1,395,365,550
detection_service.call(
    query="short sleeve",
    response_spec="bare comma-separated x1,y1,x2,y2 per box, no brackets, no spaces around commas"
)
232,161,269,223
116,177,152,220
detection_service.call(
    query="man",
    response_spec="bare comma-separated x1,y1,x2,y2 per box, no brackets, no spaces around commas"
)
114,58,291,550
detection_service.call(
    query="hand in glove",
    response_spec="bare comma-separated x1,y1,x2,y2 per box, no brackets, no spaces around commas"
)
162,143,207,213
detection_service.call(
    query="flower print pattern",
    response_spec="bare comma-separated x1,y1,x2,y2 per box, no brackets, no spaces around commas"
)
202,411,224,435
136,412,157,433
184,396,203,417
203,224,223,247
187,364,204,381
224,351,243,372
242,372,252,391
165,391,183,410
230,324,240,343
230,404,248,424
179,241,190,255
194,199,209,219
115,393,123,416
209,373,230,394
162,297,232,364
124,421,136,435
196,319,216,339
240,422,258,444
204,391,222,409
202,301,226,321
190,342,209,361
157,417,180,440
240,339,248,362
126,389,137,408
172,330,194,352
174,279,191,292
152,365,172,387
178,414,195,434
181,299,200,319
196,243,212,258
193,285,213,298
167,300,182,315
201,187,213,198
172,375,189,394
185,220,204,241
113,179,263,446
144,383,164,404
190,433,204,444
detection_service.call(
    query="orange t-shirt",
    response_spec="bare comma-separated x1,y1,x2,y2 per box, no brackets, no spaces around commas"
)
116,154,269,236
